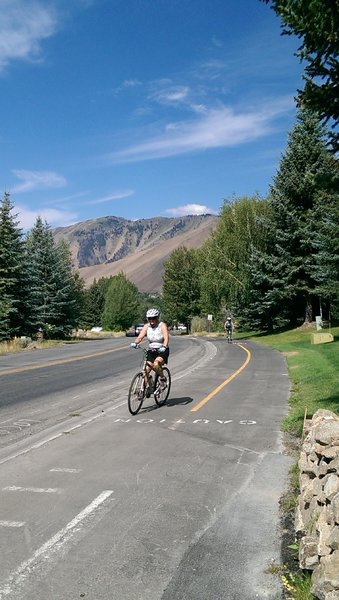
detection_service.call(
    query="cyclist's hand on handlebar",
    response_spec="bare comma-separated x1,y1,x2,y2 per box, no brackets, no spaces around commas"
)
159,346,167,353
130,342,139,349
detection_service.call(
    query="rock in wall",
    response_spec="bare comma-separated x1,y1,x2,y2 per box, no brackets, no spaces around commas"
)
296,409,339,600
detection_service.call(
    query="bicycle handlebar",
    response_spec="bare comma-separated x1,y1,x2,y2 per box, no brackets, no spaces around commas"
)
131,343,167,353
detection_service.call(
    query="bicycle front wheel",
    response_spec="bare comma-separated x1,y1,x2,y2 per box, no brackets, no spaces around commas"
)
154,367,171,407
128,372,145,415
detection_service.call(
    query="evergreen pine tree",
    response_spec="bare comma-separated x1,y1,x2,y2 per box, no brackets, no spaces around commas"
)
25,217,78,337
71,271,87,329
312,166,339,319
55,239,84,334
81,277,115,329
0,192,27,340
244,109,337,329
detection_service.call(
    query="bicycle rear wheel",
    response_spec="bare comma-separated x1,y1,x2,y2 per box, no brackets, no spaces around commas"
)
128,372,145,415
154,367,171,407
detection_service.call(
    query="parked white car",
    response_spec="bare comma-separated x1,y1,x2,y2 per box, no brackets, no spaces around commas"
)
126,323,145,337
170,323,187,334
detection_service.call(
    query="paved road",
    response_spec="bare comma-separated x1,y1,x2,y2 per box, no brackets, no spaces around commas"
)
0,336,291,599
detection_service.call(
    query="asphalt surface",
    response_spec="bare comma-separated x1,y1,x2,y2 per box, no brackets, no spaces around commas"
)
0,336,292,599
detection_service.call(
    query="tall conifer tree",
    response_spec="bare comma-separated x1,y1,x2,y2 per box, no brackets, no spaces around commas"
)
0,192,27,340
312,165,339,318
244,109,338,329
25,217,77,337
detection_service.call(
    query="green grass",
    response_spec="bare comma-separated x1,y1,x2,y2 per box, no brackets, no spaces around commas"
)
248,325,339,436
247,325,337,599
280,463,300,513
281,569,315,599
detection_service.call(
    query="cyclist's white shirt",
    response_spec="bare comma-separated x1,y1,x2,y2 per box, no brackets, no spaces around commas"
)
147,322,164,349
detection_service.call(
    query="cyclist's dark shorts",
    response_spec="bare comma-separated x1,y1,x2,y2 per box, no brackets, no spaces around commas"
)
147,347,170,364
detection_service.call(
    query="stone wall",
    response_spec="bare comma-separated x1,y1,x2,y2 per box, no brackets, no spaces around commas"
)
295,409,339,600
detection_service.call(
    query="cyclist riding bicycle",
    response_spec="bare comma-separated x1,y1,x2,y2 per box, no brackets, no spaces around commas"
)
133,308,169,391
224,316,234,341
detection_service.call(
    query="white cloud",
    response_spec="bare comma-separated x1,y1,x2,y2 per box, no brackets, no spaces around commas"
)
16,206,78,230
11,170,67,193
109,100,292,164
190,103,208,114
150,85,191,105
52,191,90,205
112,78,142,96
123,79,142,88
194,59,226,81
165,204,217,217
88,190,135,204
0,0,58,71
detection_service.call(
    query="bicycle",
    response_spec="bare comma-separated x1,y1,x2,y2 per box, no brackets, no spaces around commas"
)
128,346,171,415
226,327,233,343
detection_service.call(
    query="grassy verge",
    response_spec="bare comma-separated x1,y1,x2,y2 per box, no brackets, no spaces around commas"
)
0,330,126,355
0,339,56,354
248,325,339,436
248,324,338,599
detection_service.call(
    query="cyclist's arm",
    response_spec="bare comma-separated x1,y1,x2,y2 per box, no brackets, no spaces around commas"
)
161,322,169,347
135,324,148,345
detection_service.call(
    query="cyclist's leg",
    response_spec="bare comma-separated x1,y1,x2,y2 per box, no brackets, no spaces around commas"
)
153,356,164,376
154,356,169,391
145,361,153,385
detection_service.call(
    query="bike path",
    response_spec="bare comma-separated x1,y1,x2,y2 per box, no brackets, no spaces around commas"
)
0,338,291,599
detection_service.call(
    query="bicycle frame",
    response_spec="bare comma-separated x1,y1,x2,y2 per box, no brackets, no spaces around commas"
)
128,346,171,415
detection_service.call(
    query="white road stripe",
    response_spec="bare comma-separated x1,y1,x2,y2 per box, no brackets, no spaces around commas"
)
0,490,113,599
0,521,25,528
3,486,60,494
50,468,81,473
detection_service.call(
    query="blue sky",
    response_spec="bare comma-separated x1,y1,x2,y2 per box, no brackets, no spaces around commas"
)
1,0,304,229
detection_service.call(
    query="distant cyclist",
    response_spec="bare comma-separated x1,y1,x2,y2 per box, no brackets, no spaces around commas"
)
224,316,234,342
134,308,169,391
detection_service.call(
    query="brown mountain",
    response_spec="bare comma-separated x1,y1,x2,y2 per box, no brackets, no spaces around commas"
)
53,214,218,292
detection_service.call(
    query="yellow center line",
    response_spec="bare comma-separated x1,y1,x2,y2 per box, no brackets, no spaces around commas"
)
191,343,251,412
0,345,128,377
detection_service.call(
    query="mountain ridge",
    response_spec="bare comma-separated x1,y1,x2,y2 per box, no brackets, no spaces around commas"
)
53,213,218,292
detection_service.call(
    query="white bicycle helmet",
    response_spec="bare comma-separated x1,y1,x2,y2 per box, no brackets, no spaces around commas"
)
146,308,160,319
